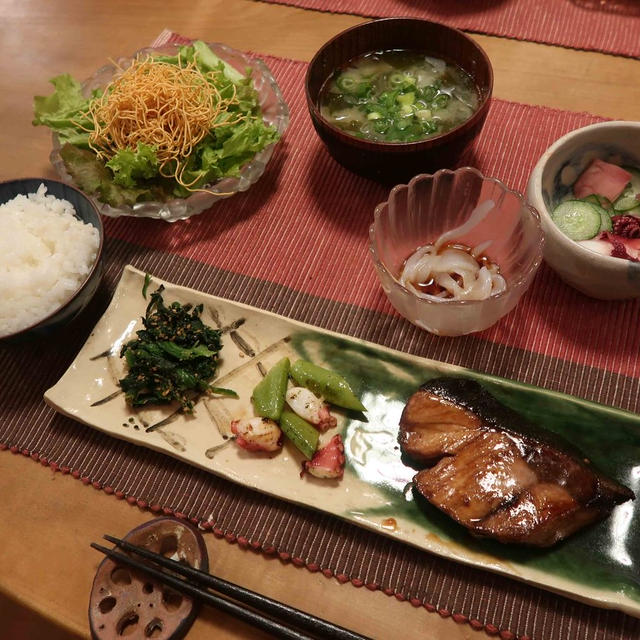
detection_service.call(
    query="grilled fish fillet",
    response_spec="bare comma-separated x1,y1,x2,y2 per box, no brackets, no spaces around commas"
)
399,377,634,547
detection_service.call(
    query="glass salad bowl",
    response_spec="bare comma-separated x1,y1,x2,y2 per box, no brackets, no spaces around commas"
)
49,42,290,222
370,167,544,336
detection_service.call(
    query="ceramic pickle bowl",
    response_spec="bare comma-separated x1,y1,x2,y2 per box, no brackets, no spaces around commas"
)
526,120,640,300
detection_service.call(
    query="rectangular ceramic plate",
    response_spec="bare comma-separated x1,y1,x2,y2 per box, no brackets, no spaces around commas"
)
45,266,640,616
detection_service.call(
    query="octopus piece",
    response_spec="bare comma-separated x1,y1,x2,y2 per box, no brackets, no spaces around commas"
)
286,387,337,432
231,417,282,452
302,434,345,479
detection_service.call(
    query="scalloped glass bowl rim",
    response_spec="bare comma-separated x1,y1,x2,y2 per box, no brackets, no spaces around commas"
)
369,167,544,308
49,41,290,222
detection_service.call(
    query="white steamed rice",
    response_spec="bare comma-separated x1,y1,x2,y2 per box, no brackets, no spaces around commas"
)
0,184,100,337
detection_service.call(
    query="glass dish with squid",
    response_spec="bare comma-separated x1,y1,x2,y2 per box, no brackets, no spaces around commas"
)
369,167,544,336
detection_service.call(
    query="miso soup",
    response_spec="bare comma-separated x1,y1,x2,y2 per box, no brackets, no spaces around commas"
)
319,50,480,143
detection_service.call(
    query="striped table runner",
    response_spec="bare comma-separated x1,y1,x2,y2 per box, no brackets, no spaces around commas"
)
259,0,640,58
2,43,639,640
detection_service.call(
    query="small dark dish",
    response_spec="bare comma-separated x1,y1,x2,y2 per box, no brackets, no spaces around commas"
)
0,178,104,342
305,18,493,183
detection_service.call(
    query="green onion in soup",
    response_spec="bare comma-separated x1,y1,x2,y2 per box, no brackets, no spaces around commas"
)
319,50,479,143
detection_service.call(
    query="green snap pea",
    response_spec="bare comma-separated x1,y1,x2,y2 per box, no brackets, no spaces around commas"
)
290,360,366,412
279,410,319,460
251,357,289,421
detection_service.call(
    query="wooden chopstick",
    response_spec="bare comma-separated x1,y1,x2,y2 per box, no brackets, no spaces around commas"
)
93,536,371,640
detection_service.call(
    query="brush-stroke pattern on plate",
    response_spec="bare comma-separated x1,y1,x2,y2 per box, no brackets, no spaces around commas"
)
45,266,640,617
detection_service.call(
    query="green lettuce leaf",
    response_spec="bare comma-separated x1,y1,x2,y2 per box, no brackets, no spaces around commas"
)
191,40,245,84
33,74,95,147
106,143,160,188
221,119,279,159
34,42,282,206
173,119,279,196
155,40,246,85
59,143,157,207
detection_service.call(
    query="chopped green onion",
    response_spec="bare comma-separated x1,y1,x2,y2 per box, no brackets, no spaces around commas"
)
432,93,450,109
142,273,152,299
397,92,415,106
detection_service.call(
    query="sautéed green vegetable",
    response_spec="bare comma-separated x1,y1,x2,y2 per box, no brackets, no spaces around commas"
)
319,50,479,143
119,285,236,412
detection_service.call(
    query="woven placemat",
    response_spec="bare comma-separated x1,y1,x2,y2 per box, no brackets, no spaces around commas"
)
2,48,640,640
258,0,640,58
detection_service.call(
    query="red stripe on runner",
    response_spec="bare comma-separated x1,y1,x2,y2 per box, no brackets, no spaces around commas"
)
257,0,640,58
103,55,640,382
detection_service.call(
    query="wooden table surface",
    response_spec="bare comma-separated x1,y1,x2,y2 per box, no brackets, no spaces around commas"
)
1,1,639,638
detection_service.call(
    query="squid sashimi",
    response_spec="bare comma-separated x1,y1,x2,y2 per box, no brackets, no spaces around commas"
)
399,200,506,302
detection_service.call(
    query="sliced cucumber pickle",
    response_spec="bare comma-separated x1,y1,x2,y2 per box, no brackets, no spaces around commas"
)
623,166,640,192
616,167,640,212
587,200,612,232
613,192,639,212
583,193,613,211
625,205,640,217
551,200,602,241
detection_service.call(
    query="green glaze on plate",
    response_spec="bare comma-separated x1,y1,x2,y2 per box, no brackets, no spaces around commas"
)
45,266,640,617
293,331,640,606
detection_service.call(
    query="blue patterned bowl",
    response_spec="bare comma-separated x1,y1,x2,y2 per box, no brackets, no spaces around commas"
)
527,121,640,300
